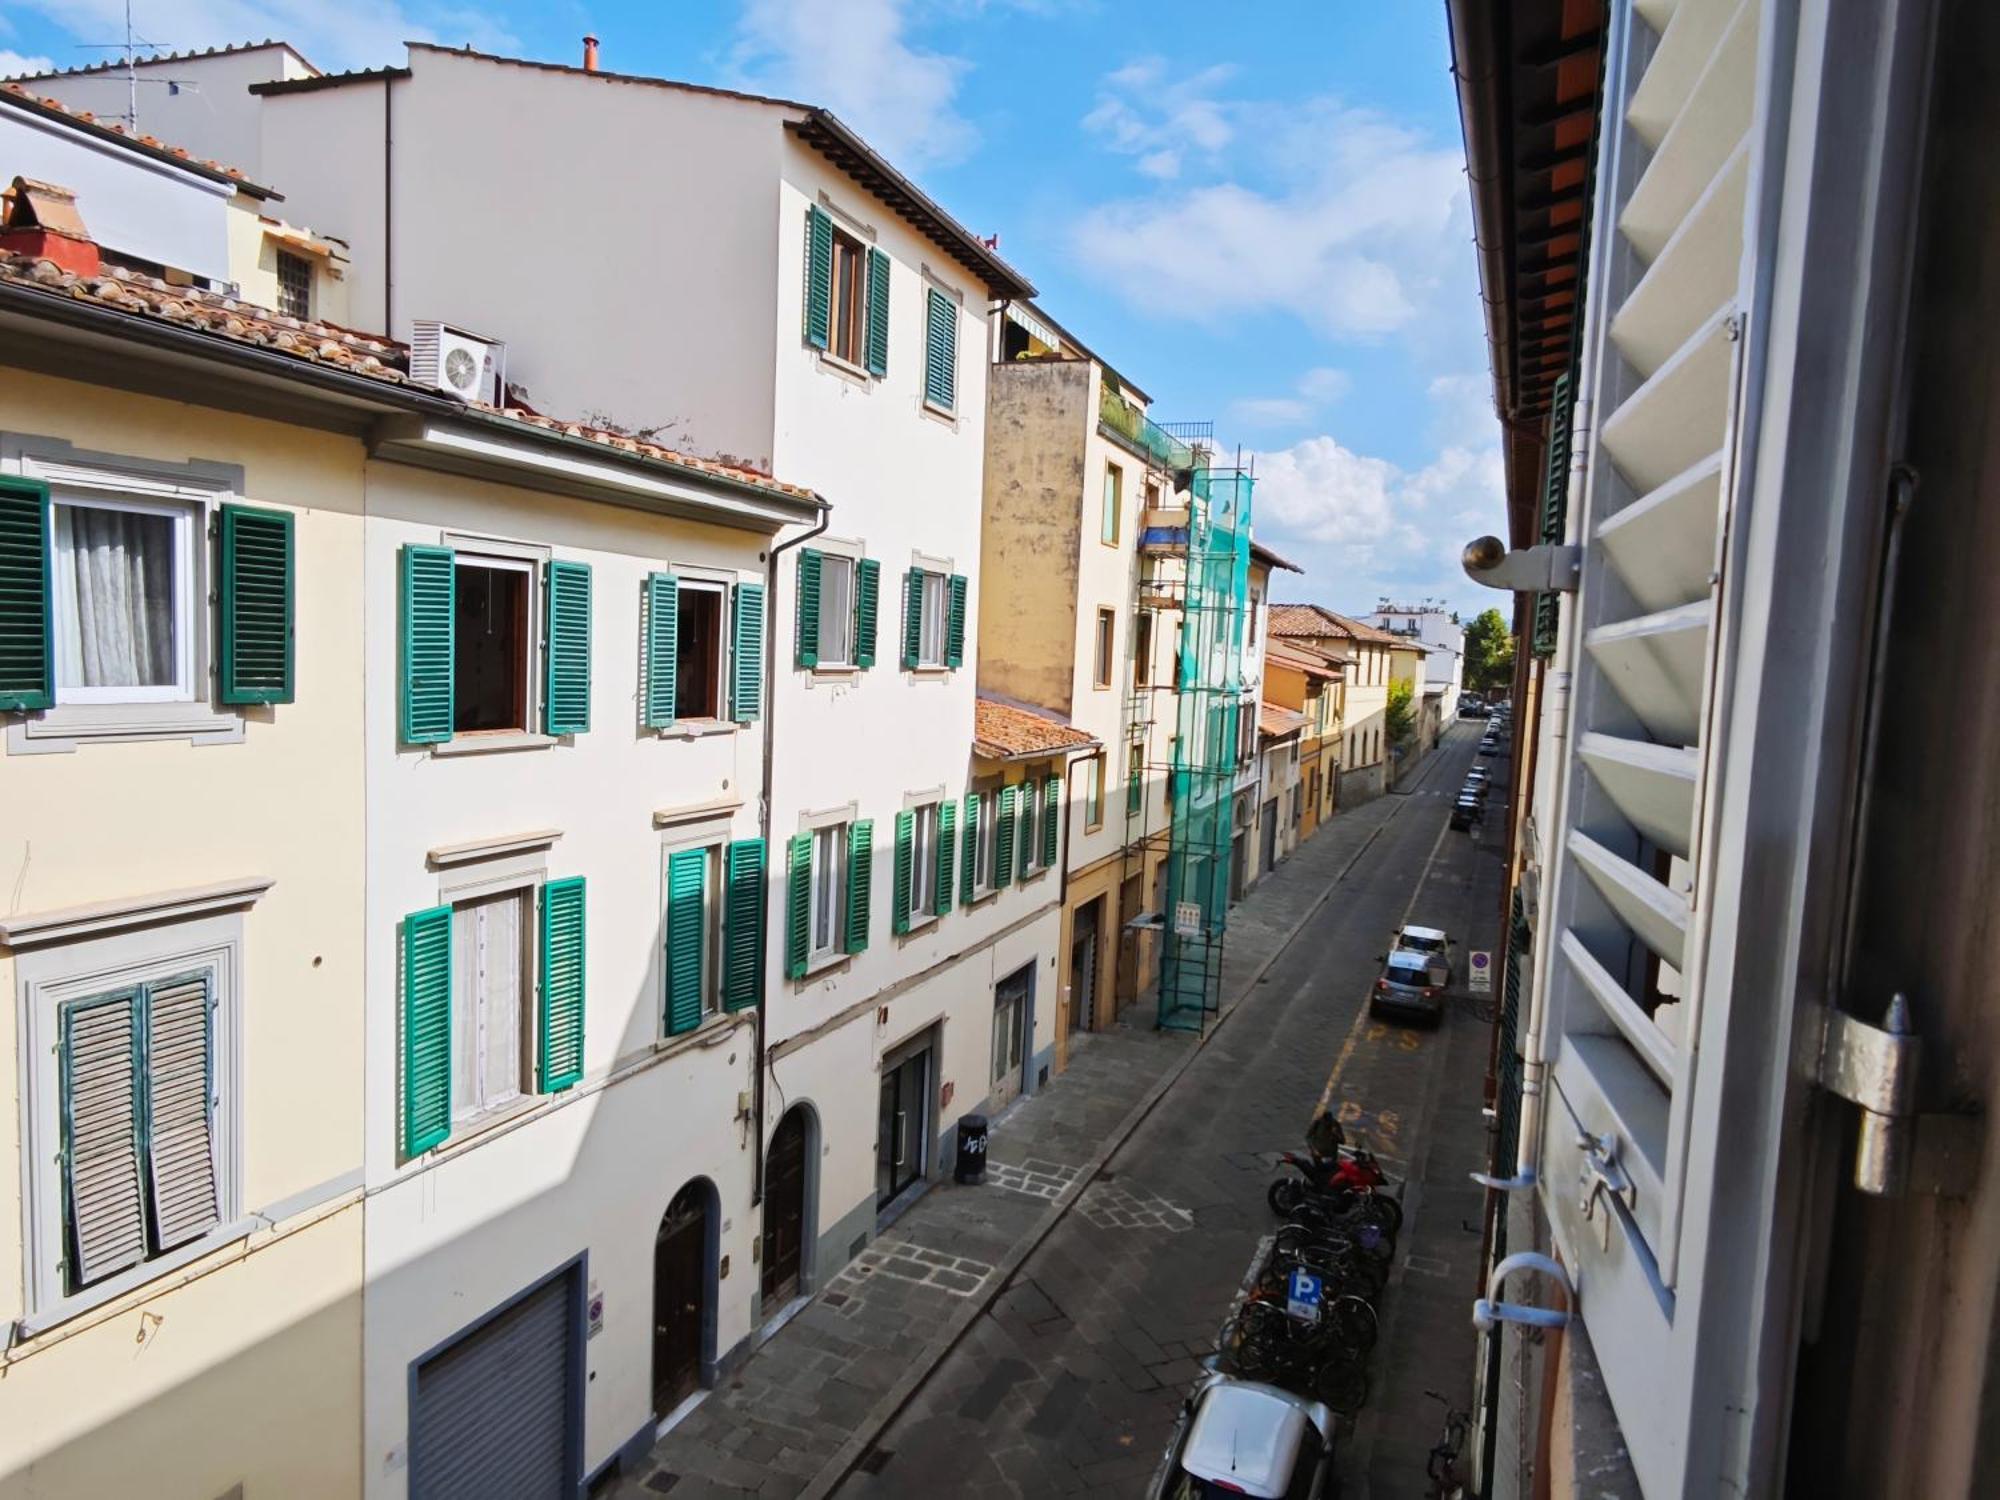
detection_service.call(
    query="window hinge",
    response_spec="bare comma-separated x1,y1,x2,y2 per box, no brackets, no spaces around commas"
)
1459,538,1582,594
1816,994,1979,1197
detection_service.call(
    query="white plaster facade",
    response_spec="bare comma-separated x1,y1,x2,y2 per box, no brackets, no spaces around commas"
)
1369,601,1463,722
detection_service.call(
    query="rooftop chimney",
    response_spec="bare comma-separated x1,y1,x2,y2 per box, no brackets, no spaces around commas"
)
582,35,599,72
1,177,101,277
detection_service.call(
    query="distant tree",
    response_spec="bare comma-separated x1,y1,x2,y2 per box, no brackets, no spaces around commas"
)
1385,677,1415,747
1463,608,1516,694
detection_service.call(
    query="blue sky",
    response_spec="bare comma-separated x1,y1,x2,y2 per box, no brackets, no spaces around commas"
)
0,0,1505,619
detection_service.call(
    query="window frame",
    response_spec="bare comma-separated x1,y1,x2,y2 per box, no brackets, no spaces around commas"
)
809,822,849,961
1084,752,1105,832
48,490,199,706
674,577,731,723
448,885,536,1125
817,551,857,670
1133,612,1153,687
450,551,537,737
918,571,948,669
910,800,941,921
1101,462,1123,547
974,788,999,895
1093,608,1116,690
991,983,1026,1087
829,226,868,368
274,247,313,320
1019,778,1044,875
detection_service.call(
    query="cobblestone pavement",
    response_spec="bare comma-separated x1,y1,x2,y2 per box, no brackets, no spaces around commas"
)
617,727,1488,1500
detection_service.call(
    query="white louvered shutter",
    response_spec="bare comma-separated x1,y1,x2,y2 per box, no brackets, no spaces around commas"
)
144,971,220,1250
60,992,148,1288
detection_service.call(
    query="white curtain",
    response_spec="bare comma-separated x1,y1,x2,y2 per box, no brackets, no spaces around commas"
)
54,505,176,688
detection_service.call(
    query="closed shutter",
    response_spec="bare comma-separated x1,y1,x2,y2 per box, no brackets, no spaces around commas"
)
217,503,295,705
901,569,923,669
538,878,586,1090
400,544,455,745
1532,374,1575,659
59,990,146,1288
664,851,706,1036
994,786,1017,888
923,287,957,411
644,572,678,728
785,833,813,980
410,1266,579,1500
731,581,765,723
1042,776,1062,867
1018,779,1037,878
803,204,833,350
936,800,957,913
892,810,915,935
845,819,873,954
403,904,454,1155
142,971,218,1250
0,475,52,711
946,574,967,669
864,246,891,377
959,793,979,895
723,839,766,1011
543,560,592,736
796,550,822,669
855,558,880,669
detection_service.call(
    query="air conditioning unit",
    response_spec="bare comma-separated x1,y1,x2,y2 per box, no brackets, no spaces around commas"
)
409,321,505,403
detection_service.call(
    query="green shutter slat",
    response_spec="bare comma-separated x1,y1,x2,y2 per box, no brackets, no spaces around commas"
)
402,905,453,1153
959,793,979,896
865,246,891,378
785,833,813,980
399,544,454,745
0,476,52,712
723,839,767,1011
804,204,833,350
664,852,707,1036
846,819,873,954
732,581,765,723
892,809,915,935
1043,775,1062,868
59,988,146,1288
644,572,678,728
995,785,1017,888
1533,371,1573,660
855,557,880,670
923,288,957,411
218,503,295,705
796,549,822,670
539,877,587,1090
543,559,592,735
902,568,923,670
946,574,967,670
937,799,957,914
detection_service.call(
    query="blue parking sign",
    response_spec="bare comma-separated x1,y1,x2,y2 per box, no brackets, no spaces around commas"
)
1286,1267,1324,1323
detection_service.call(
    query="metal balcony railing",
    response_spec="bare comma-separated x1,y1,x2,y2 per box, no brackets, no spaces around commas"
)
1099,385,1197,473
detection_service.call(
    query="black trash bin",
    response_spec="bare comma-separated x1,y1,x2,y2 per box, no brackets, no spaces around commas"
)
954,1115,989,1184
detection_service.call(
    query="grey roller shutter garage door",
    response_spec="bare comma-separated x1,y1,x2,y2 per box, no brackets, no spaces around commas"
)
411,1264,580,1499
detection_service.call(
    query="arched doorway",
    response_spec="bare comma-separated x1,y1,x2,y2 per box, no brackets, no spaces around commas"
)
653,1181,714,1419
761,1105,816,1310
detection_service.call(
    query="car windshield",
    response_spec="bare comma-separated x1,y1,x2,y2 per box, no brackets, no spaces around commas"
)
1387,960,1430,986
1401,933,1444,953
1163,1473,1256,1500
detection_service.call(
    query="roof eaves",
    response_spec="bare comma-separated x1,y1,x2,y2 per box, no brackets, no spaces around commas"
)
10,39,319,82
0,86,282,200
249,66,411,96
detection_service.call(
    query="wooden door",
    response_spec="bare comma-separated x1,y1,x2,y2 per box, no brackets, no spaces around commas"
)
653,1186,707,1417
761,1111,807,1308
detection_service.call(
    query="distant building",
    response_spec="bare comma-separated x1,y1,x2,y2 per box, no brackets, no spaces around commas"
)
1368,599,1463,722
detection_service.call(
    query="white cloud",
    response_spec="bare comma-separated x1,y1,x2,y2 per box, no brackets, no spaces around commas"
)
1137,149,1180,180
0,50,55,77
729,0,976,168
1083,56,1237,167
1229,365,1351,429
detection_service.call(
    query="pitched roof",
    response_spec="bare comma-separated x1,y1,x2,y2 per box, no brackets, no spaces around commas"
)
9,39,317,81
1250,538,1304,574
1265,643,1342,681
0,83,279,199
1268,603,1402,646
1258,704,1308,740
973,699,1098,761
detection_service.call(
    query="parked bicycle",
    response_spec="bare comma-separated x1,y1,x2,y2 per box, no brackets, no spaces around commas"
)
1425,1390,1470,1500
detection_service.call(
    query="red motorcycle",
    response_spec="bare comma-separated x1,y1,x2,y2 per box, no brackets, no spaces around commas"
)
1268,1144,1403,1232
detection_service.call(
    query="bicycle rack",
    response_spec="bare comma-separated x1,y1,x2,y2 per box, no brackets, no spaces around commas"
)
1471,1251,1572,1332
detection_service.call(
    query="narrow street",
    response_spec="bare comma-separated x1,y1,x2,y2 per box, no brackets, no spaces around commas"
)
833,724,1503,1498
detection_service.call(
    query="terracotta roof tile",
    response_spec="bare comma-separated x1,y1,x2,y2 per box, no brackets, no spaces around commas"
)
1,84,276,197
1258,704,1308,739
1265,643,1342,681
1268,603,1402,646
973,699,1098,760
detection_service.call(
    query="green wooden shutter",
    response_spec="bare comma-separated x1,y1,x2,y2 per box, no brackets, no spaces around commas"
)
142,971,218,1249
1533,370,1574,659
723,839,766,1011
664,851,706,1037
960,793,979,896
865,246,891,377
402,904,453,1154
785,833,813,979
845,819,873,954
892,810,915,935
731,581,765,723
1042,775,1063,868
59,989,145,1287
644,572,678,728
924,287,957,411
994,785,1017,888
543,559,592,735
1019,778,1036,878
539,877,587,1090
399,544,455,745
0,476,52,711
804,204,833,350
901,568,923,669
855,557,880,670
945,574,967,669
217,503,295,705
796,549,822,669
936,799,957,913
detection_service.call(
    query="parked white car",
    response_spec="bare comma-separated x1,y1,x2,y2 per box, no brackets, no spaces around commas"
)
1149,1372,1337,1499
1394,924,1453,988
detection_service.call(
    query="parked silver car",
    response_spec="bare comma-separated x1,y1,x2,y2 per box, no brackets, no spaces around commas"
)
1149,1371,1337,1499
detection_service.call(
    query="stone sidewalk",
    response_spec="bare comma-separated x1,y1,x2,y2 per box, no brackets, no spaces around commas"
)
615,785,1425,1500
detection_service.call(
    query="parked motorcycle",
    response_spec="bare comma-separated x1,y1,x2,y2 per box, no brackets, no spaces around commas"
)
1267,1143,1403,1233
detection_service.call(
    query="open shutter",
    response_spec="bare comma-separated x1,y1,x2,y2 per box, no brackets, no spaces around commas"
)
723,839,766,1011
0,476,52,711
936,799,957,913
892,810,915,935
796,549,822,669
994,785,1017,888
960,793,979,896
644,572,678,728
538,877,586,1090
864,246,891,377
142,971,218,1250
901,569,923,670
664,852,706,1037
399,544,455,745
923,287,957,411
402,904,453,1155
1018,779,1036,878
218,503,295,705
855,557,880,670
845,819,873,954
785,833,813,979
732,581,765,723
543,560,592,736
1043,775,1063,868
59,990,145,1287
803,204,833,350
946,574,967,669
1532,371,1574,659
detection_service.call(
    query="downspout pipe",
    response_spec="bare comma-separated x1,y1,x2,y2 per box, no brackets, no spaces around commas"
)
752,501,831,1207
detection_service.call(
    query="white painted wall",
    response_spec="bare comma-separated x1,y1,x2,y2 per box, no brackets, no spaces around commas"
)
1370,605,1464,718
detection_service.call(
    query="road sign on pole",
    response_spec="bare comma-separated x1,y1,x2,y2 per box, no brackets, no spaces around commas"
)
1469,950,1493,994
